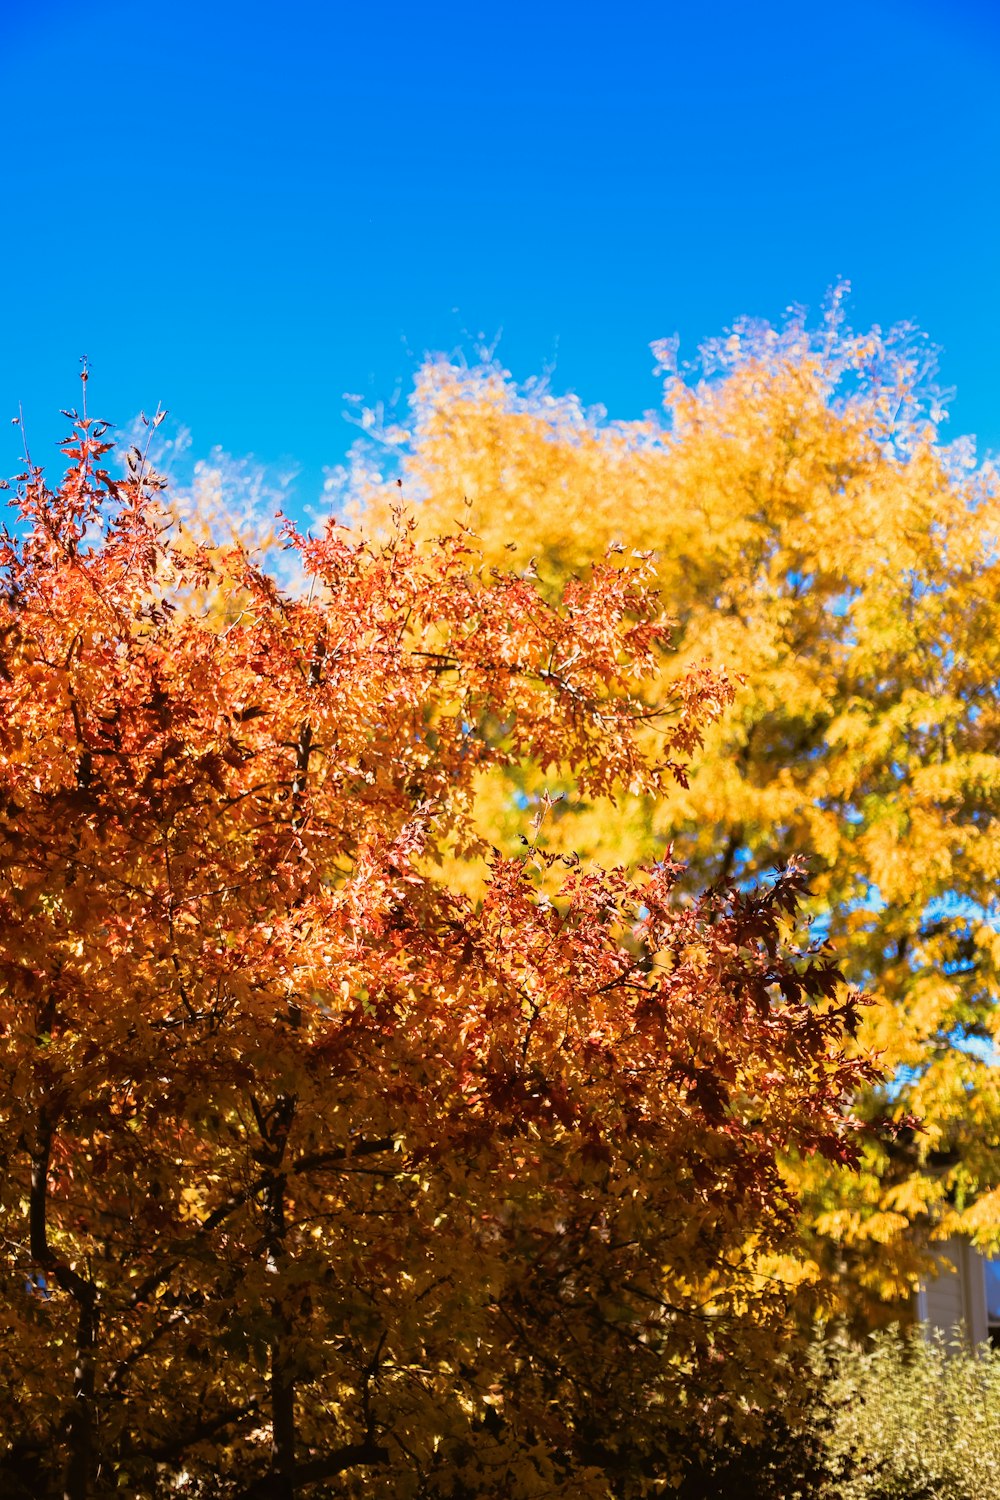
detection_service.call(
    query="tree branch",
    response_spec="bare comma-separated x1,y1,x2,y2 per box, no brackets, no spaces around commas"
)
129,1136,400,1308
139,1399,260,1463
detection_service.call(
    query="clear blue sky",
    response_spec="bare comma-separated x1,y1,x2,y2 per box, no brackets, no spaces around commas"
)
4,0,999,511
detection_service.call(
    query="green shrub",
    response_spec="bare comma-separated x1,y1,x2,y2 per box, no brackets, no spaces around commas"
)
819,1328,1000,1500
665,1328,1000,1500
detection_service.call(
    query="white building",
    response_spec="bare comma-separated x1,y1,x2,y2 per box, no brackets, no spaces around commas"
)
917,1238,1000,1347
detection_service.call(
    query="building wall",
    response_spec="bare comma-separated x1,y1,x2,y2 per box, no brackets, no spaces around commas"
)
917,1237,989,1346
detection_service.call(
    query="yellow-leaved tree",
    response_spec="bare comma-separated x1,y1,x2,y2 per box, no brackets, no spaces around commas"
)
346,287,1000,1320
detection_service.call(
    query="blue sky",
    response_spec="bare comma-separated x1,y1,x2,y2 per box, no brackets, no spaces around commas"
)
4,0,999,512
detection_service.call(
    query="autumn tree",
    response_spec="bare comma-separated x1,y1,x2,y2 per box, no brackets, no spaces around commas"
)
0,404,876,1497
346,286,1000,1319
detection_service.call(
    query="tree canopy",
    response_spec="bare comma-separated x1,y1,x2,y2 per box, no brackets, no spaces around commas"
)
345,288,1000,1317
0,408,876,1496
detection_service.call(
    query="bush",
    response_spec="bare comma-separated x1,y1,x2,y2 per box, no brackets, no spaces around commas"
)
819,1328,1000,1500
659,1328,1000,1500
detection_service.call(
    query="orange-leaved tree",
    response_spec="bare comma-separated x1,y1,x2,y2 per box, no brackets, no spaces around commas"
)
0,404,877,1498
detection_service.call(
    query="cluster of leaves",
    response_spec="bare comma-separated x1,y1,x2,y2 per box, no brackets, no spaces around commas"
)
632,1330,1000,1500
667,1403,847,1500
817,1328,1000,1500
0,407,877,1496
345,286,1000,1317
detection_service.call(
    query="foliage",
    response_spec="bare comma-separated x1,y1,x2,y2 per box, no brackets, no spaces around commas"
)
818,1328,1000,1500
346,287,1000,1317
667,1398,848,1500
0,406,877,1497
664,1330,1000,1500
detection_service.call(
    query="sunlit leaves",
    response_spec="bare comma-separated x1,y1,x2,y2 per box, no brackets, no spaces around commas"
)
345,293,1000,1320
0,410,876,1497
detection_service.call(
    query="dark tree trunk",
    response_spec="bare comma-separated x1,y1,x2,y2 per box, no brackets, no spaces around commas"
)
30,1109,99,1500
62,1295,98,1500
254,1093,298,1499
269,1308,297,1500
